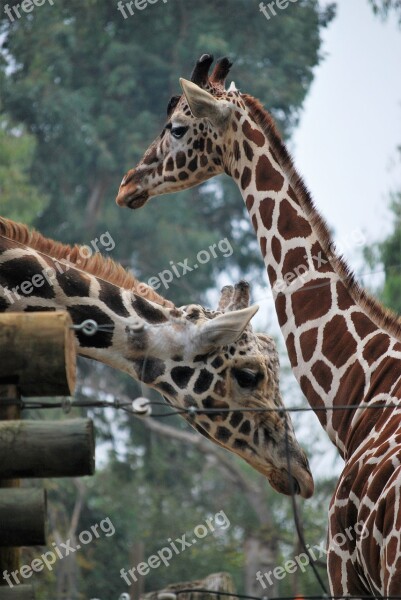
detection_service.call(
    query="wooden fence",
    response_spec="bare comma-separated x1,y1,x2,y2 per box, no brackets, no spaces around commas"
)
0,312,95,599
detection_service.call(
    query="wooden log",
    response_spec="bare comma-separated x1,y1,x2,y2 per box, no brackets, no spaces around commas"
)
0,386,20,581
0,419,95,478
0,311,76,396
0,489,47,546
140,573,236,600
0,585,35,598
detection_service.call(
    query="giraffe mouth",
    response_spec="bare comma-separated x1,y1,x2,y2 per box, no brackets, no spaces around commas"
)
268,468,314,499
116,189,149,209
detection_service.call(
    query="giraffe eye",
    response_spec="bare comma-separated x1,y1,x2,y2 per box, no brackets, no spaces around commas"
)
232,368,261,389
171,126,189,139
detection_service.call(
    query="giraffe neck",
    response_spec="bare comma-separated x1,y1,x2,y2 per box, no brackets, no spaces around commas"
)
0,234,172,380
227,96,401,455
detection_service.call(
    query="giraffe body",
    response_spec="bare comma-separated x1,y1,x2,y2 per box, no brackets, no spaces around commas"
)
116,54,401,595
0,216,313,498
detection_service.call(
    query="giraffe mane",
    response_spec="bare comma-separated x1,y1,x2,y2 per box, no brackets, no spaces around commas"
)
241,93,401,339
0,217,174,308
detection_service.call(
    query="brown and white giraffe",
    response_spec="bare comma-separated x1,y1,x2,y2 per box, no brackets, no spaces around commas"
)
116,54,401,596
0,216,313,498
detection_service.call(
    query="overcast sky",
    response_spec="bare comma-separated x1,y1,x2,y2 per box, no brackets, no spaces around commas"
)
292,0,401,269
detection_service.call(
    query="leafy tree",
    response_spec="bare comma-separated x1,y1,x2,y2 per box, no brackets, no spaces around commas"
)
0,0,335,305
368,0,401,23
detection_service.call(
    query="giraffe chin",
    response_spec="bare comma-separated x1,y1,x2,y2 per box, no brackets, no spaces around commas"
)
268,469,314,499
115,190,149,209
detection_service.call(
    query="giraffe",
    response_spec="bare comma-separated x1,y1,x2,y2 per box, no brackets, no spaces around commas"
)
116,54,401,596
0,216,313,498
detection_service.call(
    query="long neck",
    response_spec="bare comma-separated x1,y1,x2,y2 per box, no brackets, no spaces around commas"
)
227,100,401,455
0,237,167,379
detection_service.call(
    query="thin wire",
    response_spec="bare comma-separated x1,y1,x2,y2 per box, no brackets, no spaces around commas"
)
283,417,328,596
173,589,401,600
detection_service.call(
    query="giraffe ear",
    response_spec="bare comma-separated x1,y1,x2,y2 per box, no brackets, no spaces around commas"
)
180,78,233,129
195,305,259,355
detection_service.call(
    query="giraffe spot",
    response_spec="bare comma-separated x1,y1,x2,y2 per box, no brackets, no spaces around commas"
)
336,282,354,311
275,293,287,327
25,305,56,312
216,145,223,156
282,246,308,283
213,380,227,397
176,152,186,168
158,382,176,397
277,199,313,239
245,194,254,211
230,412,243,428
291,278,332,327
98,280,130,317
370,356,401,396
232,119,238,132
200,420,211,432
233,140,241,161
132,295,168,324
243,139,254,161
68,305,114,348
216,426,232,443
300,328,318,362
286,332,297,367
260,236,267,257
187,156,198,172
234,168,240,180
253,429,259,445
0,257,56,299
267,264,277,286
179,171,189,180
259,196,275,230
271,236,282,264
351,311,377,339
239,420,251,435
157,163,163,176
251,213,258,233
171,366,195,389
57,270,91,298
240,166,252,190
311,360,333,393
242,120,265,147
211,356,224,369
207,138,213,153
300,375,327,428
143,147,158,165
233,438,253,452
322,315,357,368
362,333,390,365
255,155,285,192
287,186,300,205
202,396,229,421
134,356,165,384
194,369,214,394
200,155,208,167
310,241,331,272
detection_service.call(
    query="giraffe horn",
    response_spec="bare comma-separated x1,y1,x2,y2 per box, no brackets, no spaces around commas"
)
190,53,214,86
210,57,233,88
231,280,251,310
217,284,234,311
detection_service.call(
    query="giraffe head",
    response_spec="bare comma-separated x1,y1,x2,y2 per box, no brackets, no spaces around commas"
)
140,280,313,498
116,54,245,209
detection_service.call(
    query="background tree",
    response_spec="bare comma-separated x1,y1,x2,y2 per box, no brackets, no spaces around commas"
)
0,1,337,598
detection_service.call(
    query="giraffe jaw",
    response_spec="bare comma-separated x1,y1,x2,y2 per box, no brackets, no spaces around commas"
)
269,467,314,499
116,188,150,209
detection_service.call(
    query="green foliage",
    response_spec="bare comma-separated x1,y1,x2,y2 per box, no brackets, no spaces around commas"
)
0,116,49,223
368,0,401,23
0,0,334,304
365,189,401,314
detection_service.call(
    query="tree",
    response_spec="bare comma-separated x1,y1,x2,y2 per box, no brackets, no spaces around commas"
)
0,0,335,305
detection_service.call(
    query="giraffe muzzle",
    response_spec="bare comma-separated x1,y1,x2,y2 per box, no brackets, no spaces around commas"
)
116,186,150,209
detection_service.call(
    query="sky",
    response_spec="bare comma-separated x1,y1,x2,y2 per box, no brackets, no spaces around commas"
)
292,0,401,270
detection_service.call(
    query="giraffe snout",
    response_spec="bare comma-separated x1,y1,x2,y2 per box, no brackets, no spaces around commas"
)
116,169,150,209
